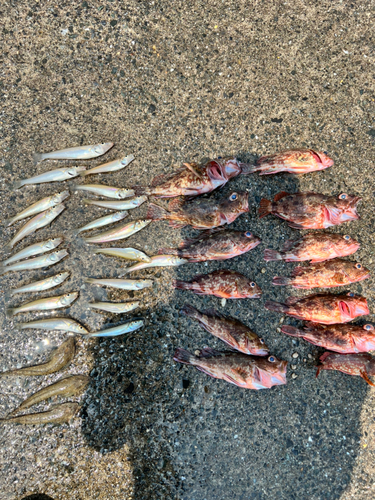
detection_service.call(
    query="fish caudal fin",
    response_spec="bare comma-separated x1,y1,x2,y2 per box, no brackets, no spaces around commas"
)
264,249,282,261
173,348,195,365
172,279,190,290
146,203,170,221
258,199,272,218
32,152,43,165
5,307,15,318
133,185,149,196
180,304,201,320
238,162,259,175
281,325,303,337
13,180,25,190
272,276,292,286
84,278,96,284
264,300,289,314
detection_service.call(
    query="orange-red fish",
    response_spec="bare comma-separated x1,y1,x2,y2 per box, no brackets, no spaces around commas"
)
282,322,375,354
259,192,361,229
173,347,287,390
265,293,369,324
264,232,360,263
146,191,249,229
159,229,261,263
173,269,261,299
181,304,269,355
245,149,333,175
134,157,246,198
273,259,370,289
316,352,375,386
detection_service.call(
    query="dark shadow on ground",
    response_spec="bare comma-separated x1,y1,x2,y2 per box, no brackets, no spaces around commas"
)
81,159,369,500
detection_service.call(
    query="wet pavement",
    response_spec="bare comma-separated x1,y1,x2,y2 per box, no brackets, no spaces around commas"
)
0,1,374,499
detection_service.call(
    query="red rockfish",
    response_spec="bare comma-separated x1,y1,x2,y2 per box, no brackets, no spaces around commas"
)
173,347,287,390
246,149,333,175
264,232,360,263
265,293,369,324
316,352,375,386
282,323,375,354
146,190,249,229
259,192,361,229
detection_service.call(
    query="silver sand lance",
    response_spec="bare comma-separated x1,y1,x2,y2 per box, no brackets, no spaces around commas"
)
33,142,114,164
80,154,134,176
14,166,87,189
6,191,69,226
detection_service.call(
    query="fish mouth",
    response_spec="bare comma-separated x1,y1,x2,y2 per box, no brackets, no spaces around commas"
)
253,347,270,356
251,292,262,299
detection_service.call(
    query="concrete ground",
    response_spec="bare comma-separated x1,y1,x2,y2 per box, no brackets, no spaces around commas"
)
0,0,374,499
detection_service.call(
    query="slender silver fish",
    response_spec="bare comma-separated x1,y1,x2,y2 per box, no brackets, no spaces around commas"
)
10,272,70,295
14,166,87,189
5,191,70,226
33,142,114,164
88,301,140,314
85,277,153,290
1,238,63,267
80,154,134,176
4,204,65,250
83,219,151,244
0,249,68,275
93,247,151,263
122,255,188,275
19,317,88,334
73,184,135,199
83,196,147,210
6,292,79,317
85,319,144,338
75,211,128,234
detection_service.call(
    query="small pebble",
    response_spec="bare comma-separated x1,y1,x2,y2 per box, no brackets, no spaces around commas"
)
303,358,307,363
291,373,298,379
292,352,299,359
276,327,281,333
279,317,284,324
291,364,297,370
221,298,227,307
261,268,266,273
194,350,200,356
308,353,313,359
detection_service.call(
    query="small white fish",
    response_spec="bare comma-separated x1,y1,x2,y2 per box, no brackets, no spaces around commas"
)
5,191,70,226
85,277,153,290
6,292,79,317
85,319,144,338
80,155,134,176
73,184,135,199
4,204,65,250
122,255,188,275
10,272,70,295
83,219,151,244
1,238,63,267
75,211,128,234
19,317,88,334
33,142,114,164
93,247,151,263
0,249,68,275
88,301,140,314
83,196,147,210
14,166,87,189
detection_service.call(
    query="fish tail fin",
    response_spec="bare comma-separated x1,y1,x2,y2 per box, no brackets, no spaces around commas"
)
172,279,190,291
316,366,322,378
146,203,170,221
133,185,149,196
5,307,15,318
32,152,43,165
2,242,13,253
180,304,201,320
82,198,94,206
264,249,282,261
238,162,259,175
13,180,24,190
258,199,272,218
272,276,291,286
281,325,303,337
173,348,196,365
84,278,96,284
4,217,15,227
158,247,177,255
0,264,6,275
264,300,289,314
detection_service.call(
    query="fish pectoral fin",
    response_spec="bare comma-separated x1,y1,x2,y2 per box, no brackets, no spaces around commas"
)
198,347,223,358
360,370,375,386
274,191,290,202
183,162,203,179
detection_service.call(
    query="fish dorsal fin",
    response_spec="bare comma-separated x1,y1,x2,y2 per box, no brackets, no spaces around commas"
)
199,347,224,358
183,162,203,179
168,197,184,212
281,238,298,252
291,266,305,277
319,351,333,363
201,307,221,318
285,296,301,305
151,167,186,187
177,229,222,248
274,191,290,202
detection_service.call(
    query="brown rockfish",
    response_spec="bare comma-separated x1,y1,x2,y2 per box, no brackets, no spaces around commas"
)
316,352,375,386
246,149,333,175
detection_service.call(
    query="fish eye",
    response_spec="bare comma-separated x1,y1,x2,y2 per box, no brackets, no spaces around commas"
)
355,263,362,269
347,292,355,297
259,338,264,344
344,235,351,240
250,282,256,288
323,151,328,155
339,193,347,200
268,356,276,363
230,193,238,201
364,324,374,331
218,156,222,159
245,231,252,238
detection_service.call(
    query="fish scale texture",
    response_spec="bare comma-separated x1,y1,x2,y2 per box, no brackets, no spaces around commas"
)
0,1,374,500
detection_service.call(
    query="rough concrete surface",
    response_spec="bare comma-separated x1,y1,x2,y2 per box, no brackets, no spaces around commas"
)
0,0,374,499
